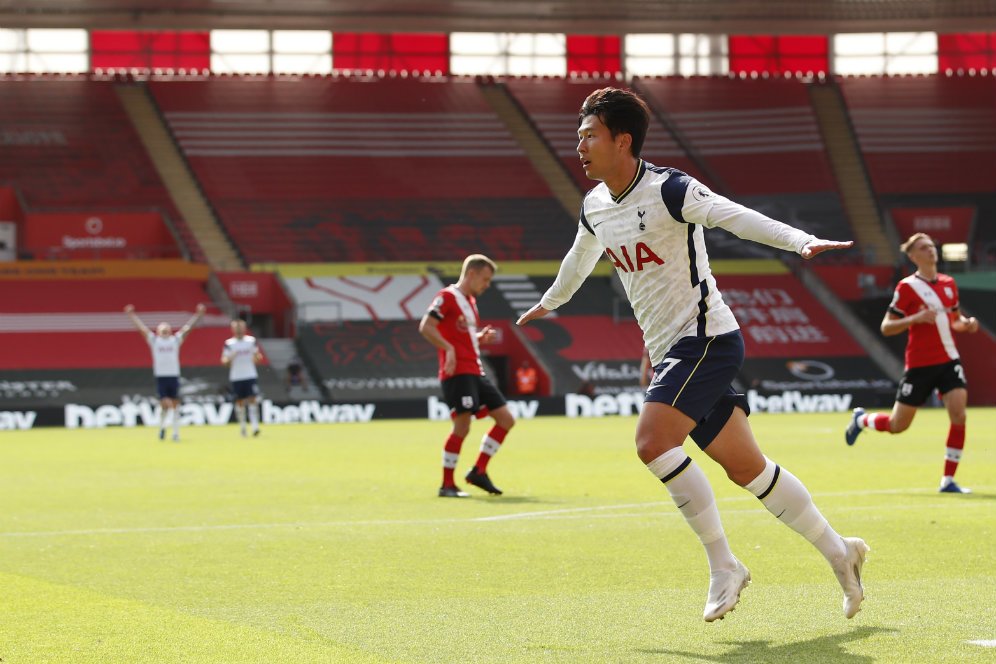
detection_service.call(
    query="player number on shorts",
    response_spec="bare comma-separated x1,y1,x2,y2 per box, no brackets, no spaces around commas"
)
954,363,966,383
653,358,681,384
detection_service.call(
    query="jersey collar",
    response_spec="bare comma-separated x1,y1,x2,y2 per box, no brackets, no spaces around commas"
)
610,159,645,204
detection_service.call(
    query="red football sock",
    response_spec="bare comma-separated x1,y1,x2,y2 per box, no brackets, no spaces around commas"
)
862,412,891,432
442,433,464,487
943,424,966,478
474,425,508,472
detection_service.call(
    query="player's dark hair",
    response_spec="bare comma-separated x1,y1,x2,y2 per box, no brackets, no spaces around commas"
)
579,87,651,157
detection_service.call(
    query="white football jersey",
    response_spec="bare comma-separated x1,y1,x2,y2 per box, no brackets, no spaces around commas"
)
146,331,186,377
540,161,815,365
223,335,260,381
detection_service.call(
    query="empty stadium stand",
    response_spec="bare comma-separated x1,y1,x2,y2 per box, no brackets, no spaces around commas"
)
0,77,202,261
148,76,576,263
627,77,853,258
637,76,839,196
503,77,704,191
838,74,996,195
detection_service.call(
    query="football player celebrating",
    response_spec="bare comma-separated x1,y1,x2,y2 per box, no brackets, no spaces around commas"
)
125,303,206,441
517,87,865,622
845,233,979,493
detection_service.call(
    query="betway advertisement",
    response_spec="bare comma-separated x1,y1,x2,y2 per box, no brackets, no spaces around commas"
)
8,384,881,430
22,212,178,259
740,357,896,411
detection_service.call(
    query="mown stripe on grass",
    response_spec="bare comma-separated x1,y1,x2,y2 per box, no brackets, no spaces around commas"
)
0,486,987,537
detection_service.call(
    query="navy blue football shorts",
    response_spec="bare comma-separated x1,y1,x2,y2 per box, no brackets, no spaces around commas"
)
231,378,259,400
156,376,180,400
441,373,506,416
645,330,750,450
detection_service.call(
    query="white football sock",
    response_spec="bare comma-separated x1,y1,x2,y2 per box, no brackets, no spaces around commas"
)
648,447,737,573
745,456,846,564
248,402,259,431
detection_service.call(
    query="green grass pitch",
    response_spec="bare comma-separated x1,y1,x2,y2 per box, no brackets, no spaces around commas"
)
1,409,994,663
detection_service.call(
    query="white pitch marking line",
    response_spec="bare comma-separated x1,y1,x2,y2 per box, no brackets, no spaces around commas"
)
0,486,984,538
966,640,996,648
475,501,666,522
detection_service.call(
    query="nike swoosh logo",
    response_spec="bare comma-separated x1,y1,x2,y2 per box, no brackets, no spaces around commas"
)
592,220,608,228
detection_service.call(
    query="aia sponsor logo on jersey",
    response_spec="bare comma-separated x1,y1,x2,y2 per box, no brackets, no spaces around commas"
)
604,242,664,273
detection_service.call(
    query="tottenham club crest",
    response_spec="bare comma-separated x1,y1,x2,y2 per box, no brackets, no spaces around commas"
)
637,209,646,231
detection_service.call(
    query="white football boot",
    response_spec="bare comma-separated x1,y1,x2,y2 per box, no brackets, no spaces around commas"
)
833,537,870,618
703,558,751,622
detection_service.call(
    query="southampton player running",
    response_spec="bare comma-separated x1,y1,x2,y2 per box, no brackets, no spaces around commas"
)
125,303,206,441
845,233,979,493
221,319,263,437
517,87,867,622
419,254,515,498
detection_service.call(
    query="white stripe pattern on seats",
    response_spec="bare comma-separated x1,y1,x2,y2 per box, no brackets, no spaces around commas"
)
165,111,525,157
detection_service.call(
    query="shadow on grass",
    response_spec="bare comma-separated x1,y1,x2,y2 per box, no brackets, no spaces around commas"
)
899,491,996,502
639,625,896,663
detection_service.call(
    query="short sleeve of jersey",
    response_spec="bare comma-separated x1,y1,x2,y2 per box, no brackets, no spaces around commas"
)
427,289,453,321
889,282,914,317
947,278,960,312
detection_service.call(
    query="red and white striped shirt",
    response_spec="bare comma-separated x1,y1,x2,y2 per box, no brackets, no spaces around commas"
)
426,285,484,379
888,273,961,369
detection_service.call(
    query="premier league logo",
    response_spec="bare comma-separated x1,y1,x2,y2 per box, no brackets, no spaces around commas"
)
692,185,713,202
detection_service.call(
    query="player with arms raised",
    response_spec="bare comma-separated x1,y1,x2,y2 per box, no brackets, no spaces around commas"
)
517,87,866,622
419,254,515,498
125,303,206,441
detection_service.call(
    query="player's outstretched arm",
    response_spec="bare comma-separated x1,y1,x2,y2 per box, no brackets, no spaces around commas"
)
516,303,551,326
179,303,207,337
123,304,151,337
800,239,854,259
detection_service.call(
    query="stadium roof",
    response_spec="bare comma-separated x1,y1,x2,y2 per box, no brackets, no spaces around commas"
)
2,0,996,34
